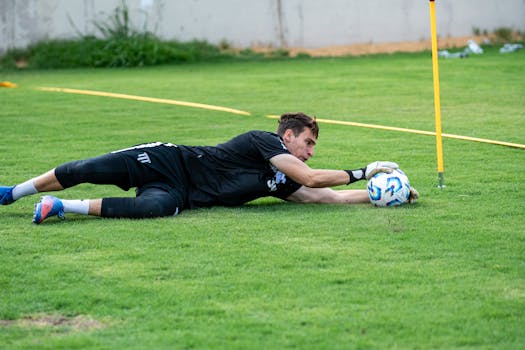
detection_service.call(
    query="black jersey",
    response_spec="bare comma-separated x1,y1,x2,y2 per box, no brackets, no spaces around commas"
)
178,130,302,208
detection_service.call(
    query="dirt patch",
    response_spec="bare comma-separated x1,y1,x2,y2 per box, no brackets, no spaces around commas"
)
252,35,508,57
0,314,105,332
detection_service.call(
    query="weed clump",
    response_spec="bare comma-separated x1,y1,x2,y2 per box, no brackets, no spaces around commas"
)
0,2,267,69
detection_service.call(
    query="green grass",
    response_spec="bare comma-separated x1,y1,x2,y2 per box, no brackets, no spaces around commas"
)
1,49,524,349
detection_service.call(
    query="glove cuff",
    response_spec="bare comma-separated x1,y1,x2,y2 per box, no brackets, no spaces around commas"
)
344,168,367,184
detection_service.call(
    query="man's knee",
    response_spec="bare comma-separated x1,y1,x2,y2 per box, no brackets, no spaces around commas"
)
55,159,93,188
134,193,180,217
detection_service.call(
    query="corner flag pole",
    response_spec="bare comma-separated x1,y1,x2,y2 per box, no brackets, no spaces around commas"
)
429,0,445,189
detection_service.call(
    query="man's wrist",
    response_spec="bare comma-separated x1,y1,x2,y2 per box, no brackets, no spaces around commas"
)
344,168,367,184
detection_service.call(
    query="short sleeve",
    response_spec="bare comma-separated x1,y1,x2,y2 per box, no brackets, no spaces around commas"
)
249,131,291,160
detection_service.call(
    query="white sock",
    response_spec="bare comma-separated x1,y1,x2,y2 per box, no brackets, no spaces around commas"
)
12,180,38,200
61,199,90,215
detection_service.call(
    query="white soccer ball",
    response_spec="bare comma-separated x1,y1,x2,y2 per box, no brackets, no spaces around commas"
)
367,169,411,207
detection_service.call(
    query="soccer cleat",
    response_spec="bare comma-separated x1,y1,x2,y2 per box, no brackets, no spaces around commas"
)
32,195,65,224
0,186,15,205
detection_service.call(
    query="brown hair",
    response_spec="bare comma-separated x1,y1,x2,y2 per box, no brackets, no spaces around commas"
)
276,112,319,138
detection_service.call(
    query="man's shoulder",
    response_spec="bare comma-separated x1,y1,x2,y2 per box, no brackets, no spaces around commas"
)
227,130,282,146
215,130,287,160
241,130,279,138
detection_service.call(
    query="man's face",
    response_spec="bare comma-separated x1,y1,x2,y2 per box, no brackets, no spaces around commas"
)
282,128,317,162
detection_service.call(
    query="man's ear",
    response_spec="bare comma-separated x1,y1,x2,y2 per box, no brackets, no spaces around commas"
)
282,129,294,142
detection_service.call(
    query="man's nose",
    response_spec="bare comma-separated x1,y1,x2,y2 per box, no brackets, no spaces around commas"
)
307,147,314,158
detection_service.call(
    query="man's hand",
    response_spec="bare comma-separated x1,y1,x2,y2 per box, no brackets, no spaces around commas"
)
408,187,419,204
365,161,399,180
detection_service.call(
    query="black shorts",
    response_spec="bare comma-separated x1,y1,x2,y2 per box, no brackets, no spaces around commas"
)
55,142,190,209
111,142,188,191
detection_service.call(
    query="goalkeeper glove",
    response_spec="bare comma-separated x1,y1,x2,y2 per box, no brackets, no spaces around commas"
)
344,161,399,184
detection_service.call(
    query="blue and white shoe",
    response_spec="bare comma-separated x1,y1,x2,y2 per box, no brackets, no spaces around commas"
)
0,186,15,205
33,195,65,224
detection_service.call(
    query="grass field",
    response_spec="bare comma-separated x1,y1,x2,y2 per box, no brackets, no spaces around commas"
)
1,48,524,349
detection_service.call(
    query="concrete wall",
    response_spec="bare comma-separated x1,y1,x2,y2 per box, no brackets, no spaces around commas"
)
1,0,524,54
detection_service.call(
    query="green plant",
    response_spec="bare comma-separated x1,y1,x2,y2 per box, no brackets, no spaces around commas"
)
492,27,514,43
0,48,28,69
0,1,233,69
92,0,140,40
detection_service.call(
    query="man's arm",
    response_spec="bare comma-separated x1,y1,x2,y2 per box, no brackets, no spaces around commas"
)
270,153,350,188
270,154,399,188
286,184,419,205
286,186,370,204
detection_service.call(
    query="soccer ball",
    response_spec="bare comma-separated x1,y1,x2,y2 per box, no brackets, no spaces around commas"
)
367,169,411,207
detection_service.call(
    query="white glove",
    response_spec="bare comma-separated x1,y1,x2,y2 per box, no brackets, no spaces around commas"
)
365,161,399,180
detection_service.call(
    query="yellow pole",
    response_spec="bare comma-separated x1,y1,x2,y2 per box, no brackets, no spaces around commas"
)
429,0,445,188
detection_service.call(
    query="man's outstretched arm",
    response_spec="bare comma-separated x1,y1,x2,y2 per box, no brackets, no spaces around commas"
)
270,154,399,188
270,154,349,188
286,184,419,205
286,186,370,204
286,186,419,205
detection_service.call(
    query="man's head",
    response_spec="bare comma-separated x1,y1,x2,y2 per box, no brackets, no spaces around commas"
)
276,112,319,139
277,113,319,162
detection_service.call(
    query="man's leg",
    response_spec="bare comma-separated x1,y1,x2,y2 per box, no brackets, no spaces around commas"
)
101,186,182,219
32,196,102,224
33,170,65,192
33,187,181,224
1,170,62,205
2,153,131,206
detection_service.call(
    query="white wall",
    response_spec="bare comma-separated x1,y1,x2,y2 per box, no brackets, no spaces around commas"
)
1,0,524,54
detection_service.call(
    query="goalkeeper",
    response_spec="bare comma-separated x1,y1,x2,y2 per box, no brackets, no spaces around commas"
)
0,112,418,224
